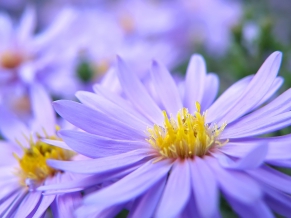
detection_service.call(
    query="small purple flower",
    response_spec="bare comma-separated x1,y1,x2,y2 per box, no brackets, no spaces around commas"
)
0,6,80,114
43,51,291,217
0,84,82,217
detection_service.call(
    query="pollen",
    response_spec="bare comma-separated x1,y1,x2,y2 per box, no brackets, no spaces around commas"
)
0,50,23,69
14,134,73,187
147,102,227,159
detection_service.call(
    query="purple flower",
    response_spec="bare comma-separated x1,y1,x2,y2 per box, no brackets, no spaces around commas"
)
0,6,80,113
43,51,291,217
0,84,82,217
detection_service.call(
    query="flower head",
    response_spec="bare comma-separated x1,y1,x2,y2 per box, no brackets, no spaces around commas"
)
0,7,81,117
0,84,81,217
42,51,291,217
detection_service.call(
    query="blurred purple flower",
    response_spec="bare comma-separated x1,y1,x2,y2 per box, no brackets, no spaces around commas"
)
0,6,81,114
41,51,291,217
0,84,82,217
176,0,242,55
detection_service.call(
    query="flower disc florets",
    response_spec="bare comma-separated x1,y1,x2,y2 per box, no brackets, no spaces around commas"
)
147,102,227,159
14,134,73,188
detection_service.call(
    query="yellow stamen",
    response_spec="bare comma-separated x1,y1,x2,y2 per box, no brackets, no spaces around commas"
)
14,128,73,187
147,102,227,159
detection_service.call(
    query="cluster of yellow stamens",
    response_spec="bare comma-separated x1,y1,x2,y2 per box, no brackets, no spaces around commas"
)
147,102,227,160
14,129,73,187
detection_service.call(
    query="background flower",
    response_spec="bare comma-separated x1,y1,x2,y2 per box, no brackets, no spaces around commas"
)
0,84,83,217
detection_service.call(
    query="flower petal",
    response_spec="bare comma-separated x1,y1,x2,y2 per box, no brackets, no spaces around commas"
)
221,136,291,160
248,165,291,194
218,143,267,170
222,111,291,138
14,191,42,218
32,177,56,217
200,73,219,111
218,51,282,124
53,100,145,140
116,56,163,124
47,149,152,174
207,75,253,123
225,87,291,132
30,83,56,137
83,159,172,207
59,130,148,158
184,54,207,112
76,91,148,131
265,187,291,217
129,177,166,218
156,160,191,218
226,197,273,218
190,157,218,218
0,106,30,147
17,6,36,44
150,60,183,114
93,84,151,124
206,157,261,204
51,173,82,217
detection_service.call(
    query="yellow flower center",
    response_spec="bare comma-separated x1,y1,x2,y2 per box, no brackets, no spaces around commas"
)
147,102,227,160
14,134,73,188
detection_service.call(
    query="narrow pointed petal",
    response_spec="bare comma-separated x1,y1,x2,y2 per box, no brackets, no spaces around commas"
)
52,173,82,217
249,76,283,111
116,56,163,124
248,166,291,194
225,87,291,131
226,197,273,218
265,187,291,217
0,191,19,216
200,73,219,111
76,91,148,131
184,54,207,112
129,177,166,218
190,157,218,218
156,160,191,218
30,83,56,136
207,75,253,123
222,111,291,138
3,189,27,217
33,9,76,51
32,177,56,217
218,143,267,170
38,165,140,194
47,149,152,174
59,130,148,158
220,136,291,160
93,85,151,125
53,100,145,140
206,157,261,204
84,159,172,206
150,60,182,114
14,191,42,218
17,6,36,43
42,139,72,151
0,106,30,147
218,51,282,124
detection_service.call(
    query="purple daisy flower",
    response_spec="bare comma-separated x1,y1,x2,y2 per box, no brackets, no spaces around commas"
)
0,84,82,217
0,6,80,115
43,51,291,217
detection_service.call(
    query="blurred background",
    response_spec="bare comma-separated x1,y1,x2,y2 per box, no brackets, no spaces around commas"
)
1,0,291,217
